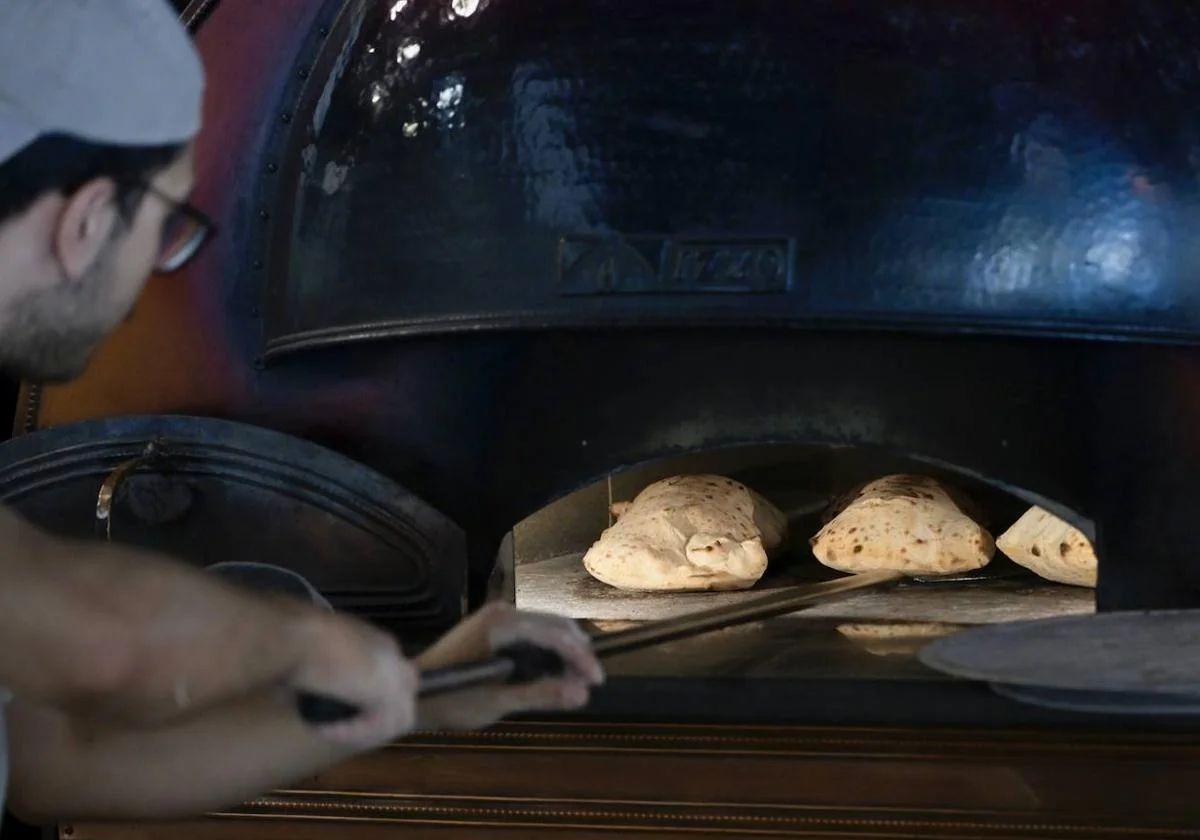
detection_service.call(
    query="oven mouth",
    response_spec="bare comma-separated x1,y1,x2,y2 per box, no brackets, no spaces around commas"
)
504,442,1095,683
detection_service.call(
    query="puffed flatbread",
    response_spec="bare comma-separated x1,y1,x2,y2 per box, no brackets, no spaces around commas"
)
810,475,993,576
997,506,1097,588
583,475,787,591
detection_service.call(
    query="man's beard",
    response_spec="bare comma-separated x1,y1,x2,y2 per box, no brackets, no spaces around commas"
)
0,254,132,383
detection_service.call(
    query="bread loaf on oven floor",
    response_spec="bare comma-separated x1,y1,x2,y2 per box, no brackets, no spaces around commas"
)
811,475,994,576
997,506,1097,587
583,475,787,591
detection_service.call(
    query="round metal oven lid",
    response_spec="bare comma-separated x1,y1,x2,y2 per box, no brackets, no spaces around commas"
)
0,415,465,634
919,610,1200,701
989,684,1200,715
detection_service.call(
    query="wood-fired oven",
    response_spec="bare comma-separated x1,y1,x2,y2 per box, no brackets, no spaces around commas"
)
15,0,1200,836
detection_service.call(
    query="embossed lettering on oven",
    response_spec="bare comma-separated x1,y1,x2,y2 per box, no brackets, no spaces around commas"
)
559,235,794,295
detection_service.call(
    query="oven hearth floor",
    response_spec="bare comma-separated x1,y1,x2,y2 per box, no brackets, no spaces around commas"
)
515,552,1095,687
517,551,1094,623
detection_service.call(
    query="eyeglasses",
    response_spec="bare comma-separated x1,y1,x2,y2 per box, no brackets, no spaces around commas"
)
137,182,217,274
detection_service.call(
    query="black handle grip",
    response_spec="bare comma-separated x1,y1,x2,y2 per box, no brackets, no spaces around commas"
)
297,643,566,725
496,641,566,683
296,691,361,724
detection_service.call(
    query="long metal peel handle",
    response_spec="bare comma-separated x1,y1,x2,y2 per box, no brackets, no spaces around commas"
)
295,572,898,726
296,642,567,725
591,570,903,657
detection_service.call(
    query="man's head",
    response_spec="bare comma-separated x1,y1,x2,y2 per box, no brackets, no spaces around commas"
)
0,0,205,382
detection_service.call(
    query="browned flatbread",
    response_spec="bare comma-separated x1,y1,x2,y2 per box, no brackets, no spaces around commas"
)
810,475,994,575
837,621,963,656
583,475,787,591
997,506,1097,588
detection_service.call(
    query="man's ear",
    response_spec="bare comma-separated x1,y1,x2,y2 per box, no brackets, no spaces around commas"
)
53,178,120,283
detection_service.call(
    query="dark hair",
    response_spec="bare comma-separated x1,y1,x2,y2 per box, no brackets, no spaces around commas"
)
0,133,185,223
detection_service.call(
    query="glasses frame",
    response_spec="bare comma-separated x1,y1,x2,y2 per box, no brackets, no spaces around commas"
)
134,181,217,274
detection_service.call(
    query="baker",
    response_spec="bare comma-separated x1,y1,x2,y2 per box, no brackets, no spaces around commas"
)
0,0,602,825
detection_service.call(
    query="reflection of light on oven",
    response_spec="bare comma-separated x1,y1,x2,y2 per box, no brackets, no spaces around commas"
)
396,38,421,65
436,81,463,111
511,62,601,231
966,196,1167,306
450,0,480,18
1086,226,1141,288
433,78,466,130
1074,199,1165,298
321,161,349,196
389,0,408,21
978,243,1037,295
369,82,389,117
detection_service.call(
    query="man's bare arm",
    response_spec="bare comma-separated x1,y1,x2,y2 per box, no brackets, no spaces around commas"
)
6,694,357,823
0,507,403,726
6,607,602,823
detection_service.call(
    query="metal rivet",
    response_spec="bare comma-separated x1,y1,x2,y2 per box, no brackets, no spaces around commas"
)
250,306,261,317
299,67,310,79
258,209,270,220
266,162,278,174
318,25,329,36
252,259,264,270
253,357,266,371
281,112,292,124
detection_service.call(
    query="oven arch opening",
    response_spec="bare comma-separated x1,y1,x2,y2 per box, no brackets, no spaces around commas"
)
498,442,1096,684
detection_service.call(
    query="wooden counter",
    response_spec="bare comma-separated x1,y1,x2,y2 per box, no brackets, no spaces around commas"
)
62,719,1200,839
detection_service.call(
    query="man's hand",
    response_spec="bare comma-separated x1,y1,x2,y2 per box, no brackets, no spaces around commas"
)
414,603,604,730
288,609,418,749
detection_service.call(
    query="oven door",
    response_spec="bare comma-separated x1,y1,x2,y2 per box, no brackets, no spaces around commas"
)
0,415,466,639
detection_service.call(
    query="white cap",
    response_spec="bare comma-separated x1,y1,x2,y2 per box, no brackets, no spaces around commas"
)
0,0,205,165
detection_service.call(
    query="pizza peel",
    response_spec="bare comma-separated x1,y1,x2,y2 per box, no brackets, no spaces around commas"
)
300,570,904,722
919,609,1200,714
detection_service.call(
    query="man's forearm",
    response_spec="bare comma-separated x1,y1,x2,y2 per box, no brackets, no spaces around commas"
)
6,605,604,824
0,507,313,722
7,694,357,823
